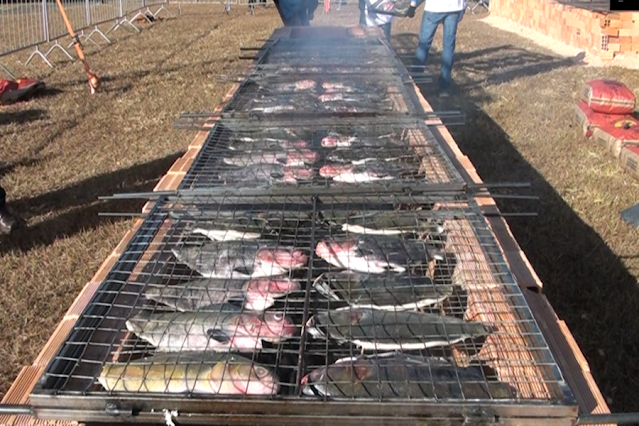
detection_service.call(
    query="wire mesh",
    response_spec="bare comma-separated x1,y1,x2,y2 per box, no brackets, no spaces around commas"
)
33,193,572,409
175,119,463,192
0,0,47,55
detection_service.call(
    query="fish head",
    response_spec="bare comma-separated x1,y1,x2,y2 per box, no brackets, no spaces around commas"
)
209,358,280,395
295,79,317,91
315,238,358,258
283,166,314,181
319,164,352,178
259,312,296,341
244,278,301,310
300,358,373,397
255,247,307,270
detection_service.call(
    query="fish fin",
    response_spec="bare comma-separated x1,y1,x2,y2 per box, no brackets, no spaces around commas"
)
206,328,231,343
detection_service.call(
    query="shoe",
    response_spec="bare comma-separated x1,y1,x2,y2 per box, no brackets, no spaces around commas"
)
438,90,450,98
0,207,17,235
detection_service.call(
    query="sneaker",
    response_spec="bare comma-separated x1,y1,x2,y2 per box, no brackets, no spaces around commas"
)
438,90,450,98
0,207,17,235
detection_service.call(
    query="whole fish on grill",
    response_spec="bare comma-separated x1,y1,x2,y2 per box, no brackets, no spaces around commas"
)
259,79,317,92
189,212,315,241
169,208,314,223
318,92,385,103
321,82,378,93
315,234,444,274
218,164,314,185
172,240,308,278
320,160,418,183
126,304,296,352
223,149,318,167
98,352,280,395
301,352,515,399
321,211,445,236
228,138,309,151
145,277,301,312
306,307,490,350
321,132,402,148
325,147,413,165
313,271,453,310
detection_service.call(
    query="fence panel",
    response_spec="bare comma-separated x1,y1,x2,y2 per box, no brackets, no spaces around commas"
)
0,0,47,55
87,0,122,26
46,0,88,40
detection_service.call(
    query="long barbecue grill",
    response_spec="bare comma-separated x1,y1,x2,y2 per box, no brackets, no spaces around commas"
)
1,25,613,426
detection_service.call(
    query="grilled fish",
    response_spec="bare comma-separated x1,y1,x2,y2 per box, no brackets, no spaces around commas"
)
321,211,445,236
99,352,280,395
319,160,416,182
313,271,453,310
301,352,515,399
218,164,314,185
318,92,384,103
126,305,296,352
306,307,490,350
189,212,315,241
259,79,317,92
145,278,301,312
172,240,307,278
321,133,399,148
228,138,309,152
222,149,318,167
325,147,412,165
315,235,444,274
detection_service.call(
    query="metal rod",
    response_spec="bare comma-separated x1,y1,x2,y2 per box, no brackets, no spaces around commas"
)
98,212,148,217
577,413,639,425
482,212,538,217
475,194,539,200
0,405,33,415
294,194,318,394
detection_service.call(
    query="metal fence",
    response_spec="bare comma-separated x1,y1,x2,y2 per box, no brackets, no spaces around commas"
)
0,0,175,78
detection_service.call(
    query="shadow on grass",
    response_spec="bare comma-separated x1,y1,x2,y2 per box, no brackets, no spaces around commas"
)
0,109,47,126
0,152,183,254
394,33,639,412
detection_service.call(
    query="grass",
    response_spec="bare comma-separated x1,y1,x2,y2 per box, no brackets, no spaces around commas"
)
1,2,639,415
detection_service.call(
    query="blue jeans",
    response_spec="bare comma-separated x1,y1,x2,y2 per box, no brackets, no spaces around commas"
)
414,9,463,91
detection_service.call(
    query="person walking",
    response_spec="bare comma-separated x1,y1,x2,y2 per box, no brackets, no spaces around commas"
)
0,185,17,235
406,0,465,97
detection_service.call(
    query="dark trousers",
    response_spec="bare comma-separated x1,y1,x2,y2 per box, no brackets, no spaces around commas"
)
358,0,366,24
0,185,5,210
380,22,391,40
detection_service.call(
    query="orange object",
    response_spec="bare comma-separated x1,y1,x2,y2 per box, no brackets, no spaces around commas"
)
582,79,636,114
54,0,100,94
574,100,619,138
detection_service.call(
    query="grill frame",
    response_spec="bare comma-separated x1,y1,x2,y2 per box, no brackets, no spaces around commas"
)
27,28,580,426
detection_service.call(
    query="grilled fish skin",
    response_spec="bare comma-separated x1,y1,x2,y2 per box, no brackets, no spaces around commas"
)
315,234,444,274
301,352,515,399
319,160,417,183
99,352,279,395
172,240,307,279
228,138,309,151
305,307,490,350
325,147,413,165
222,149,318,167
312,271,453,310
218,164,314,185
321,133,400,148
321,211,445,236
126,305,296,352
145,278,301,312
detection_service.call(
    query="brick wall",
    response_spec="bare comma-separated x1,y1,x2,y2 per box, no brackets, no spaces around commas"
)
489,0,639,60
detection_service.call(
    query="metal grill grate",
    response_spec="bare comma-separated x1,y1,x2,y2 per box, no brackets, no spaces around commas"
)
174,119,464,193
32,194,571,408
28,29,577,426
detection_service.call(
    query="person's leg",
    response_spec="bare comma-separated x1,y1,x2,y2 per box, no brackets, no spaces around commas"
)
439,9,463,93
381,22,391,41
359,0,366,25
413,11,443,71
0,185,16,235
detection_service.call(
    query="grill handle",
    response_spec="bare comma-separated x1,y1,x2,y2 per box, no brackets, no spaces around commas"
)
0,404,33,415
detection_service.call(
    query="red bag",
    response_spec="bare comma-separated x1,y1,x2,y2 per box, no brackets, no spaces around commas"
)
582,79,636,114
574,100,618,137
0,77,45,104
592,116,639,158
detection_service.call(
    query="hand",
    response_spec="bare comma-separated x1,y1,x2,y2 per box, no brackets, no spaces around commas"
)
406,5,416,17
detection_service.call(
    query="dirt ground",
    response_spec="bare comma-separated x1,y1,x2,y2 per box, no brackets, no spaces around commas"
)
1,2,639,416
